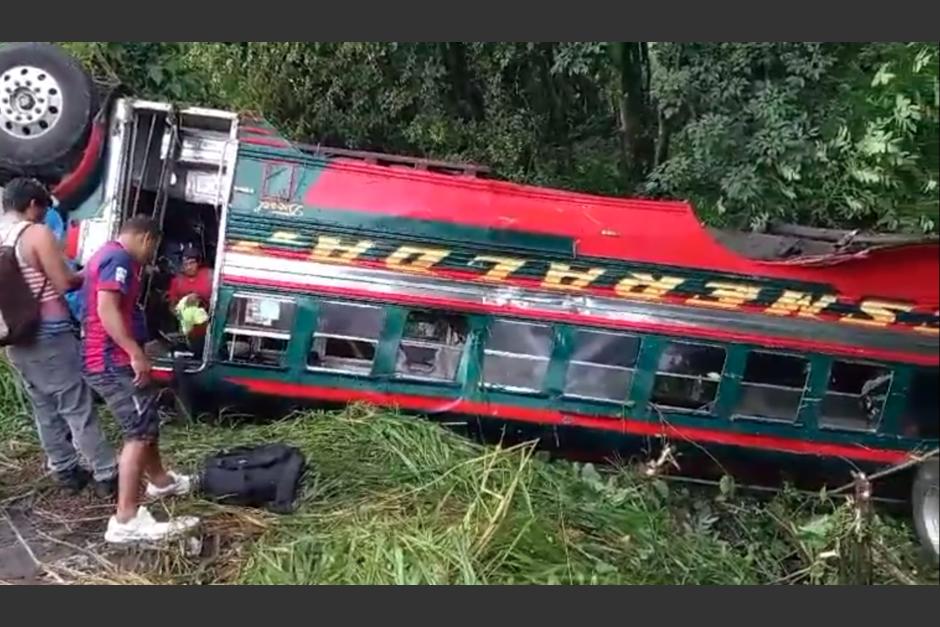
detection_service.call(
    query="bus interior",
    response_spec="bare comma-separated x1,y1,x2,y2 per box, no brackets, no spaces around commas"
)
110,102,237,368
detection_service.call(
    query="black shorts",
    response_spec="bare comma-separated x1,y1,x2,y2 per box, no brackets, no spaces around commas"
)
84,367,160,442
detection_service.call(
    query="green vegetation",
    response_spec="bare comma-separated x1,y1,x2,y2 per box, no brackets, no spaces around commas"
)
61,42,939,233
0,357,32,441
2,359,935,585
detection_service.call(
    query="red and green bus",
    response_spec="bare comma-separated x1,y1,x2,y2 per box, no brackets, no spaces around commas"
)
2,43,937,561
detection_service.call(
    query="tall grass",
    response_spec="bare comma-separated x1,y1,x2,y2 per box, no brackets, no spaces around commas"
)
247,441,753,581
161,406,936,585
2,357,935,585
158,406,763,584
0,356,32,442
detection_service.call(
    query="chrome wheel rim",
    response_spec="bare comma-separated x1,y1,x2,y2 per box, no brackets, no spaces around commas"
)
922,483,939,557
1,65,64,139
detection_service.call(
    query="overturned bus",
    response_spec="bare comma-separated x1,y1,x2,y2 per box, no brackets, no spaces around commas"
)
2,43,937,561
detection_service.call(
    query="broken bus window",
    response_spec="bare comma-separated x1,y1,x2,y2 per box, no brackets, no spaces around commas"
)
819,360,893,431
395,311,469,382
734,351,810,423
220,294,297,368
650,342,726,412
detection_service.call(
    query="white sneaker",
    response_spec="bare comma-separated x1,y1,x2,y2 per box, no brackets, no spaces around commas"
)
145,471,193,499
104,506,200,544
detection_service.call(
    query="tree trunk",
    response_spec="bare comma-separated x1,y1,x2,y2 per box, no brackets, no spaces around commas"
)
616,42,654,190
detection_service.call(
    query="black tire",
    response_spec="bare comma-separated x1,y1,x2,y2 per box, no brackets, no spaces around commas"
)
912,458,939,565
0,42,96,184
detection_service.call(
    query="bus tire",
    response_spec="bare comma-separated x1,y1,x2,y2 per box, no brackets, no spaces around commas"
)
0,43,96,184
912,458,939,564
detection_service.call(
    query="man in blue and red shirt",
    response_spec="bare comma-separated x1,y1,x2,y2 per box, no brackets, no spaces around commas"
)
82,215,198,544
82,244,148,375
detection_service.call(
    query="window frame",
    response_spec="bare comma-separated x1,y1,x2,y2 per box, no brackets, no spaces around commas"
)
648,339,728,415
393,310,470,383
224,292,298,336
731,350,811,425
818,358,895,433
481,318,555,394
562,328,641,403
307,300,387,376
219,292,297,369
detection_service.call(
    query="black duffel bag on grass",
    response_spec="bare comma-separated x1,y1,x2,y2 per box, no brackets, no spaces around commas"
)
199,443,306,514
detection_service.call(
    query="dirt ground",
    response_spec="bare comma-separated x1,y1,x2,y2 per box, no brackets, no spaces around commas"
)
0,452,216,585
0,454,106,583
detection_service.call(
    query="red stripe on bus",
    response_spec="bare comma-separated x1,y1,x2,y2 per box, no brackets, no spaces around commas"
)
222,272,939,366
223,377,911,465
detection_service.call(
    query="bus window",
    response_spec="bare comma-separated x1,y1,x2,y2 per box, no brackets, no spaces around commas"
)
650,342,726,413
227,294,297,333
395,311,469,382
819,360,892,431
220,294,296,368
899,368,939,439
309,301,386,375
564,329,640,402
734,351,809,423
483,319,554,392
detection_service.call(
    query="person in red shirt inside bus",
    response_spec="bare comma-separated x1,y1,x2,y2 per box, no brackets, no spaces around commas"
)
168,245,212,308
167,245,212,353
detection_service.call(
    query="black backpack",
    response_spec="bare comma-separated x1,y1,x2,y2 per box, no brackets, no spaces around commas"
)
0,222,46,347
199,443,307,514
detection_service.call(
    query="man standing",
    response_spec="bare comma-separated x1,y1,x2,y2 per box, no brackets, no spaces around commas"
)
1,178,118,496
81,215,198,543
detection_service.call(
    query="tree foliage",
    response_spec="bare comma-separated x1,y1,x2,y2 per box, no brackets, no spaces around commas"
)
60,42,939,233
646,43,939,232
